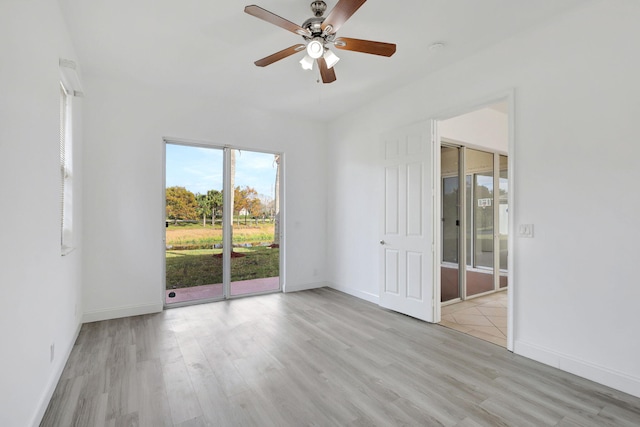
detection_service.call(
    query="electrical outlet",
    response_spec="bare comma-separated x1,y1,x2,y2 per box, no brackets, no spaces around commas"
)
50,343,55,363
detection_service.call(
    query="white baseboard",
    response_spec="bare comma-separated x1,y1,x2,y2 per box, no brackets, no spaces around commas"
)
284,281,328,293
515,340,640,399
327,282,380,305
83,302,163,323
31,322,82,427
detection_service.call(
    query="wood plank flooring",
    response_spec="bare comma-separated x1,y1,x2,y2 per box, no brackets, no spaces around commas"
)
41,288,640,426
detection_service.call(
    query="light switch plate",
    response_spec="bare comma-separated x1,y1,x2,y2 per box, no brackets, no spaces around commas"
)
519,224,534,238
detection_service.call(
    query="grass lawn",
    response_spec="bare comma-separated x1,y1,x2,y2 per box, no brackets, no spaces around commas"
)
166,223,276,248
165,246,279,289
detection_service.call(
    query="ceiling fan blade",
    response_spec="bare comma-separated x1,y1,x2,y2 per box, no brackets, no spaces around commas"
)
334,37,396,57
318,57,337,84
254,44,306,67
244,5,311,37
321,0,367,34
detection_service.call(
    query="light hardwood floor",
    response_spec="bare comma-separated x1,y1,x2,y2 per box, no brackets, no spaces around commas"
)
41,288,640,426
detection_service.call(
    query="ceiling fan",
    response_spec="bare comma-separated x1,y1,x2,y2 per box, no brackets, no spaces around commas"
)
244,0,396,83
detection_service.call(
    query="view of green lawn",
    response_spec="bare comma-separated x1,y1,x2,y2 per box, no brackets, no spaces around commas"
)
166,222,275,248
166,223,279,289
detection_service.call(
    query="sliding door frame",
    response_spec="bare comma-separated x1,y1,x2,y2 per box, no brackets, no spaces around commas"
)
440,141,507,299
162,137,284,308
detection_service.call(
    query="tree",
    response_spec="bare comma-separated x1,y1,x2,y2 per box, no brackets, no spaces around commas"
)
257,194,274,218
196,193,212,227
233,186,246,217
234,186,259,224
208,189,223,225
166,186,198,223
247,192,262,218
195,190,223,227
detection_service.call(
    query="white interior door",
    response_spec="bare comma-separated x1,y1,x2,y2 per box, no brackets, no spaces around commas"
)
379,121,434,322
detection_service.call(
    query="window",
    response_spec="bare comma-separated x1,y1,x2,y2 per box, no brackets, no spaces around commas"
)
59,58,82,255
60,82,73,254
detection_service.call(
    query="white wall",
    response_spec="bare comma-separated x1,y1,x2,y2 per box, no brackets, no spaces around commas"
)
327,0,640,398
0,1,84,426
81,74,328,321
4,2,639,425
440,106,509,153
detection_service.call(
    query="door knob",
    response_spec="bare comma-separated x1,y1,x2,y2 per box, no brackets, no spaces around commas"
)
379,240,386,245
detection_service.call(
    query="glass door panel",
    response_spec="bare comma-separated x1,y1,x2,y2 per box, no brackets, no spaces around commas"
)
441,146,460,302
165,143,224,305
465,175,472,268
499,155,508,288
229,149,280,296
466,149,495,297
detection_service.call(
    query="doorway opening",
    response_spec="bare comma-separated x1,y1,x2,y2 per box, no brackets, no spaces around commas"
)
164,141,282,307
437,100,510,348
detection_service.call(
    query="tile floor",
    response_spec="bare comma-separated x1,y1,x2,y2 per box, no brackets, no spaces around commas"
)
439,291,508,347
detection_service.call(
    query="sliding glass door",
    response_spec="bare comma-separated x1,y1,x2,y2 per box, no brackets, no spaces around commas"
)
499,155,508,288
229,149,280,296
441,146,461,302
466,148,495,297
440,144,508,303
164,142,281,306
165,144,224,305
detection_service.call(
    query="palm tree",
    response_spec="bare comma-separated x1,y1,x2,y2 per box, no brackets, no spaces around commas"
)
196,193,211,227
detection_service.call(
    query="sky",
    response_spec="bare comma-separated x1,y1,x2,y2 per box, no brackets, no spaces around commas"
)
166,144,278,199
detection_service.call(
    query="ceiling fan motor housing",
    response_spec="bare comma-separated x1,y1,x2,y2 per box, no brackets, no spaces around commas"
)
303,1,328,37
310,1,327,17
302,17,324,37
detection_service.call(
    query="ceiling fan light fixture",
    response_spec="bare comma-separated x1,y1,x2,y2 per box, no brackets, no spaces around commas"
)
299,54,314,70
323,49,340,69
245,1,398,83
306,39,324,59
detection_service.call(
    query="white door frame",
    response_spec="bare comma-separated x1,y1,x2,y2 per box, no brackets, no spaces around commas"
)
431,91,515,351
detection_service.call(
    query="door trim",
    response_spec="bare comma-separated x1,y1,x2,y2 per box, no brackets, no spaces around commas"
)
431,90,515,351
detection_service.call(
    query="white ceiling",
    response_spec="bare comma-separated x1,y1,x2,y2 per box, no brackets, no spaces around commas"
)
58,0,590,121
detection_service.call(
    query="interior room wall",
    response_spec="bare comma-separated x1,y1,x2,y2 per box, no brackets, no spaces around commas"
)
326,0,640,398
0,1,84,426
81,74,328,322
439,106,508,152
